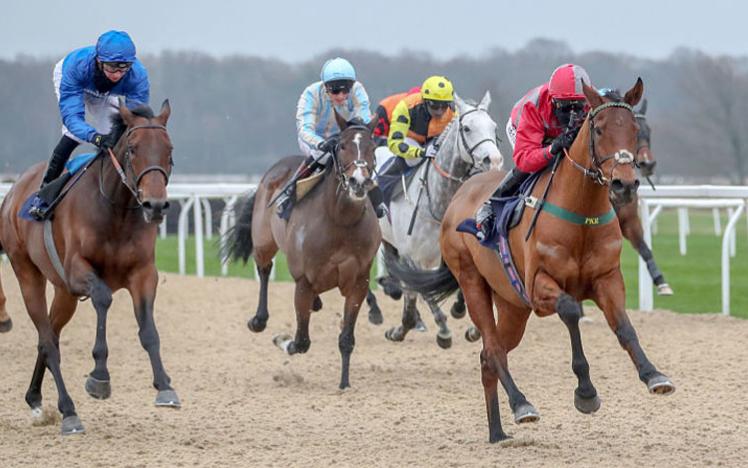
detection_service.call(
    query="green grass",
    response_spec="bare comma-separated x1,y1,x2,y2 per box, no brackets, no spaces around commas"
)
156,209,747,318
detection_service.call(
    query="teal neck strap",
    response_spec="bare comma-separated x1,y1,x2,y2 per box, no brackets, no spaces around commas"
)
539,200,616,226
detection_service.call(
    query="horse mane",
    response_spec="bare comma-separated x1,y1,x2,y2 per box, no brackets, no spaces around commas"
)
434,116,459,148
108,104,156,143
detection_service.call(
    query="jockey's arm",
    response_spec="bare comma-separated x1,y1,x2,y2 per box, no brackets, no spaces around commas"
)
295,85,324,152
58,63,97,143
512,103,554,173
387,100,422,159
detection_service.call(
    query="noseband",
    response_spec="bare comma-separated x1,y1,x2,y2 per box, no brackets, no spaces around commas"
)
102,124,172,208
566,101,637,186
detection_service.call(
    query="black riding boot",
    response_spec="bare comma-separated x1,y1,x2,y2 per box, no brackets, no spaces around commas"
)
475,168,531,240
30,136,79,219
275,155,322,218
368,186,387,218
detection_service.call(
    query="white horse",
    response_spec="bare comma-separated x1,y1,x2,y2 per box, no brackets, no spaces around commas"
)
372,92,504,348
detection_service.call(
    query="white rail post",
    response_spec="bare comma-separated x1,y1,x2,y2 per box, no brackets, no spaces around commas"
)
178,197,195,275
193,195,204,278
713,208,722,236
159,215,168,239
727,208,736,257
639,201,654,311
201,198,213,240
722,205,744,316
677,207,688,255
220,196,238,276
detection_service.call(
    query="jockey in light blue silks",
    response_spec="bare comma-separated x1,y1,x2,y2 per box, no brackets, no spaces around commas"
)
30,30,150,220
275,57,387,218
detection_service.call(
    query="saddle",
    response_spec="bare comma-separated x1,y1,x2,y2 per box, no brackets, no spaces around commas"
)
20,153,99,222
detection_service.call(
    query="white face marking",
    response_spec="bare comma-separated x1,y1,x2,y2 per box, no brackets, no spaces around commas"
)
353,132,362,160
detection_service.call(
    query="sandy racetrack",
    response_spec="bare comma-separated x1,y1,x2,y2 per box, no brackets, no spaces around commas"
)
0,264,746,467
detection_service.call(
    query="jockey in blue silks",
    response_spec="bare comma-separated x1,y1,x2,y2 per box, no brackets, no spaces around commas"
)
30,30,150,220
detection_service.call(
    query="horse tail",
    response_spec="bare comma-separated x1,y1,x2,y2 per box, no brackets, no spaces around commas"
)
383,246,459,304
222,191,256,264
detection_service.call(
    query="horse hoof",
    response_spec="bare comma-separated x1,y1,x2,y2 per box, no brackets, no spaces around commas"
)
436,334,452,349
247,316,267,333
414,319,427,333
312,296,323,311
513,403,540,424
368,306,383,325
61,415,85,435
272,333,295,354
648,375,676,395
574,393,602,414
85,376,111,400
657,283,674,296
384,328,404,342
0,318,12,333
465,326,481,342
155,389,181,408
489,432,511,443
450,302,466,319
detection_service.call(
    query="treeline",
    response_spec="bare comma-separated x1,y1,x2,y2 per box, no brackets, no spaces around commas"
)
1,39,747,183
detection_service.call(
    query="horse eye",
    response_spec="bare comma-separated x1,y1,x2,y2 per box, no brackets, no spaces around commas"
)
594,127,603,137
464,126,471,132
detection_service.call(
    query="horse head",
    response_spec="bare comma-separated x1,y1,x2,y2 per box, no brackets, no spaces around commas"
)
116,98,173,223
580,79,643,205
634,98,656,177
453,92,504,172
333,111,378,202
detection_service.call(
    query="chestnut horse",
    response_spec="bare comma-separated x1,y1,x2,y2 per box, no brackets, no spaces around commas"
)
0,100,179,435
225,114,380,389
386,80,675,442
614,98,672,295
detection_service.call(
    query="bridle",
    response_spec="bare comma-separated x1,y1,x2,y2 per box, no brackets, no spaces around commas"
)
634,113,653,163
565,101,637,186
101,124,172,208
331,124,374,193
431,107,497,183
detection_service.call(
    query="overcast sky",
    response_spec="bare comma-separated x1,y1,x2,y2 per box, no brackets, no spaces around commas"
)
1,0,744,62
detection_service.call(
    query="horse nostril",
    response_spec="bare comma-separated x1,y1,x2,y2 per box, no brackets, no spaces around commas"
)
482,156,491,167
611,179,624,193
142,200,152,210
163,200,171,211
634,179,641,190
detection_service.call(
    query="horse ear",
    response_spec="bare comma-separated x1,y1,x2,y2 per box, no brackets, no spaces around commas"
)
638,98,648,115
582,81,603,109
479,90,491,110
155,99,171,126
118,97,136,126
623,78,644,107
334,109,347,131
453,93,467,113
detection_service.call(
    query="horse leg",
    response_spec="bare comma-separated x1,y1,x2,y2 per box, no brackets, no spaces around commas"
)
248,262,273,332
460,275,510,442
620,211,673,295
366,290,383,325
534,272,601,414
493,296,539,424
384,291,420,341
274,278,314,355
0,269,12,332
339,276,368,389
425,297,452,349
65,257,115,401
450,289,466,319
592,269,675,395
16,263,82,434
128,265,179,408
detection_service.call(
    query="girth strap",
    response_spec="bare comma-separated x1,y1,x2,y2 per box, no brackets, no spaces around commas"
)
43,220,68,287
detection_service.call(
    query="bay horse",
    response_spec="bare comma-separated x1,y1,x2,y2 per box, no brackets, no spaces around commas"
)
225,113,380,389
613,98,672,295
386,79,675,442
0,100,179,435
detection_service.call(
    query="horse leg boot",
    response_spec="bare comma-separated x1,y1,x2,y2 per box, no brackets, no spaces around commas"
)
338,277,368,389
128,265,179,407
248,262,273,332
425,298,452,349
274,279,314,355
534,272,601,414
366,290,383,325
592,269,675,395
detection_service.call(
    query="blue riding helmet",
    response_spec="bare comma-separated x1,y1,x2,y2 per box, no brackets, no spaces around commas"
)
96,30,136,62
320,57,356,83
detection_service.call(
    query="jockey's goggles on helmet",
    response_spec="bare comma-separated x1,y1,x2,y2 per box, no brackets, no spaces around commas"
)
325,80,353,95
425,100,451,111
101,61,133,73
553,99,586,116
